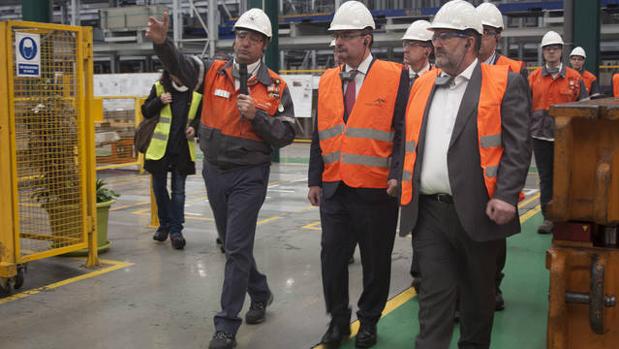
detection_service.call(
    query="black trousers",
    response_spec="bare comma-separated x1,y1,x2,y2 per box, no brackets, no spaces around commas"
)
203,162,271,335
532,138,554,211
413,196,501,349
320,184,398,326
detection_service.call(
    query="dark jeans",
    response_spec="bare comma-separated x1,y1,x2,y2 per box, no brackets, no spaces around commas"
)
203,161,271,335
532,138,554,213
151,168,187,234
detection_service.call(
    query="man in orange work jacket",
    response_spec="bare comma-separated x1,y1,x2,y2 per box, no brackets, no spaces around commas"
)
307,2,409,348
147,9,296,349
399,1,531,347
529,31,587,235
613,73,619,97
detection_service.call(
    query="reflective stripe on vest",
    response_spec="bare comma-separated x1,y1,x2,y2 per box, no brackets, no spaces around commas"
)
201,60,286,143
317,60,402,188
145,81,202,161
400,64,509,205
495,55,525,74
614,74,619,97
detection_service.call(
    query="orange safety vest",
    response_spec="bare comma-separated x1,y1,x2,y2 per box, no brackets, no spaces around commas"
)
613,73,619,97
580,70,597,94
529,66,582,112
201,60,286,142
317,60,402,188
495,55,525,74
401,64,509,205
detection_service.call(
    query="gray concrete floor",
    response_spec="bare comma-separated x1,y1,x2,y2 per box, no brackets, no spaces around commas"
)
0,143,419,349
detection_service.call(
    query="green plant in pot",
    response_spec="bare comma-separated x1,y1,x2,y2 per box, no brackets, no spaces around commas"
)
62,179,119,257
93,178,119,253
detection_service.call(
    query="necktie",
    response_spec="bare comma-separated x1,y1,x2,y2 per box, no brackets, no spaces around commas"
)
344,70,358,122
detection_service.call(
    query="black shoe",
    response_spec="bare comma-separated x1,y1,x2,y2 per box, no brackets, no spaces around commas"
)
320,321,351,348
245,292,273,324
208,331,236,349
355,323,377,348
153,227,169,242
170,233,186,250
538,220,553,234
495,292,505,311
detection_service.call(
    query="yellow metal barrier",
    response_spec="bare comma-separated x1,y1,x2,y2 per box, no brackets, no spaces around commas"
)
94,95,146,171
0,21,98,294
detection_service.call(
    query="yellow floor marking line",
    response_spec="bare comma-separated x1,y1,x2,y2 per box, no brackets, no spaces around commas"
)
257,216,283,225
110,200,150,212
313,204,542,348
520,204,541,223
518,192,541,209
303,221,322,231
0,259,133,305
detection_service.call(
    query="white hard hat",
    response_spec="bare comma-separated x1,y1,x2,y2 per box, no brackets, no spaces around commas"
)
328,0,375,31
429,0,483,35
541,30,564,47
402,20,433,42
234,8,272,38
570,46,586,58
329,39,336,47
476,2,504,30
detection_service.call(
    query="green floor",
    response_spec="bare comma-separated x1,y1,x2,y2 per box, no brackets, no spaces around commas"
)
340,211,550,349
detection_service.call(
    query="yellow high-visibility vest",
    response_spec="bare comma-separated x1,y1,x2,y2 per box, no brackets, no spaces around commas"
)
145,81,202,161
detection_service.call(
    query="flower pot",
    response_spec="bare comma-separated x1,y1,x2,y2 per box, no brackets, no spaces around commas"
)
62,200,113,257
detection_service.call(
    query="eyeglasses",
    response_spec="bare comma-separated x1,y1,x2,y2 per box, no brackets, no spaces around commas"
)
331,32,364,41
431,31,470,43
402,40,429,48
483,28,499,36
235,30,265,44
543,45,562,52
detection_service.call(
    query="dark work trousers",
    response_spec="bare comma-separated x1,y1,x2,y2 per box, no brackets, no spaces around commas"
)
151,167,187,234
532,138,554,213
413,196,501,349
202,161,271,335
320,184,398,326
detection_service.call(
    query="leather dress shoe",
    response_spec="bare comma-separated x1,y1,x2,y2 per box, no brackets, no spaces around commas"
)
355,323,377,348
320,322,351,348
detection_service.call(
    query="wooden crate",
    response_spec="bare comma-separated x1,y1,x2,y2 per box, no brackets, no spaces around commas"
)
549,98,619,225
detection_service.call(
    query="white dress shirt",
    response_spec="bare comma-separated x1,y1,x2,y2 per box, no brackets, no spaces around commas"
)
420,59,479,195
344,53,373,98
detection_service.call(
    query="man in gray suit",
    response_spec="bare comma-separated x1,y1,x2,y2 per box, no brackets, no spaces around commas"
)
398,1,531,348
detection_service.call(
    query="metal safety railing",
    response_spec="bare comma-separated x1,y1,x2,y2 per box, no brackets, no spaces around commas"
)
0,21,98,291
94,95,146,171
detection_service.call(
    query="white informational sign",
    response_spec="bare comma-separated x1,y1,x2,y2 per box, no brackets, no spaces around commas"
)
281,74,314,118
15,32,41,77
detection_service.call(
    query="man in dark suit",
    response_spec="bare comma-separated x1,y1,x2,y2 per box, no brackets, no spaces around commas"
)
399,1,531,348
308,1,409,348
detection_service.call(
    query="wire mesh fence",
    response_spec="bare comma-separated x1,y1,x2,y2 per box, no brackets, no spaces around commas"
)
11,26,85,254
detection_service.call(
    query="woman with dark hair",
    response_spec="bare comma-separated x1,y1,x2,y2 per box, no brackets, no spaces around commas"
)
141,71,202,249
